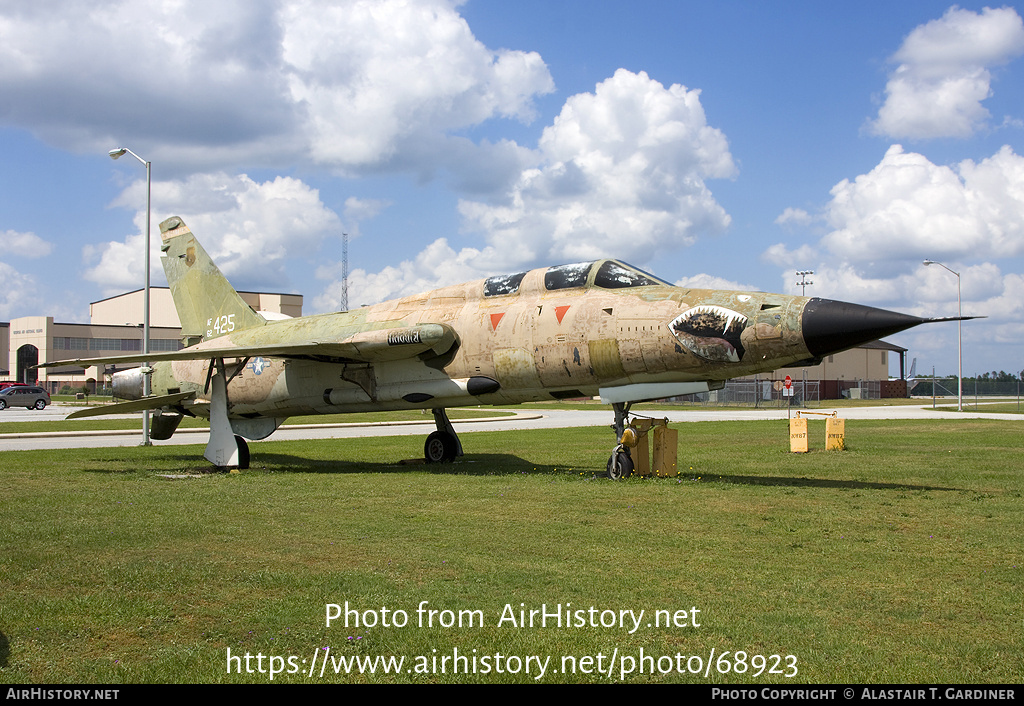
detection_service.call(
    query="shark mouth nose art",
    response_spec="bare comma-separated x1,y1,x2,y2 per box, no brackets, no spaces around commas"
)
669,305,748,363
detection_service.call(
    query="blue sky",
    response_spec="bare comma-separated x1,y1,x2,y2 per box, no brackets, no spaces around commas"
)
2,1,1023,378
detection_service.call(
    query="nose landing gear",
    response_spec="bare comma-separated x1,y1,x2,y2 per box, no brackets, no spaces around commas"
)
606,447,634,480
607,402,634,480
606,402,679,479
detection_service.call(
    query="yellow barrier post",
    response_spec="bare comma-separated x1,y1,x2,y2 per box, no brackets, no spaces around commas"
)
789,413,809,453
631,419,653,476
826,416,846,451
652,421,678,477
789,411,846,452
623,417,678,476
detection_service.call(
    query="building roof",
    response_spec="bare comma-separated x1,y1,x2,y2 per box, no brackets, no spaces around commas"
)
89,286,300,306
858,339,908,353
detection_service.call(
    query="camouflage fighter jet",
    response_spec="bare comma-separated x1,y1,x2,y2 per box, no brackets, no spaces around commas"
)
42,216,970,475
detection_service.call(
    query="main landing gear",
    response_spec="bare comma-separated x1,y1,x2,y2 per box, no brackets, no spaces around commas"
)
606,402,634,480
424,408,464,463
203,358,251,470
234,435,250,470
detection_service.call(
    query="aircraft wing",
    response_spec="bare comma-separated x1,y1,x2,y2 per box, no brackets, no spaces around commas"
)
65,391,197,419
39,322,459,368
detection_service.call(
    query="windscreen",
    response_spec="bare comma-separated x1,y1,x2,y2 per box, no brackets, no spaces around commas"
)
594,260,670,288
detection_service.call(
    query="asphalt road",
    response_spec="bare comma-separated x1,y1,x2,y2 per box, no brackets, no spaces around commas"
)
1,402,1020,452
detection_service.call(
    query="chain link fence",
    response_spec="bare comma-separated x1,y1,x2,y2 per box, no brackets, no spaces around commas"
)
667,377,1024,408
670,378,824,408
910,377,1023,398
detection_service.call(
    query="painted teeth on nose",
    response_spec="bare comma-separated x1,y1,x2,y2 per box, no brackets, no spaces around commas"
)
681,305,748,332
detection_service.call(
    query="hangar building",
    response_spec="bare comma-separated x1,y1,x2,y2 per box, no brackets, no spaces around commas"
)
2,288,302,392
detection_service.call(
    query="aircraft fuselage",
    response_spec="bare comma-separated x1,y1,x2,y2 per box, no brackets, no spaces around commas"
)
146,265,812,427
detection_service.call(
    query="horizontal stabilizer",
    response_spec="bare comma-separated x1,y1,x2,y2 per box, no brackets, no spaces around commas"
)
65,391,196,419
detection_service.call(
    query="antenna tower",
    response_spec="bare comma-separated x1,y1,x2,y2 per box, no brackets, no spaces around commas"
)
341,232,349,311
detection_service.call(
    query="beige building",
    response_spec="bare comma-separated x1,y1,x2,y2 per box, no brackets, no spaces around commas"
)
2,288,302,392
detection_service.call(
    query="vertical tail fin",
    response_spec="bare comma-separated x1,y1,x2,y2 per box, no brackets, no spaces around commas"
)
159,216,265,344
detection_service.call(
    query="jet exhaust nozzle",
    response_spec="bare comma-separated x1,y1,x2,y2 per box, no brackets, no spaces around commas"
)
111,368,145,400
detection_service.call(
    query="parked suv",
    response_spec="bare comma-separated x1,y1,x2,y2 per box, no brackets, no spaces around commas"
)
0,386,51,410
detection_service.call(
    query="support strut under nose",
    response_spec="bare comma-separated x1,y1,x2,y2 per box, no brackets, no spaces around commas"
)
607,401,634,480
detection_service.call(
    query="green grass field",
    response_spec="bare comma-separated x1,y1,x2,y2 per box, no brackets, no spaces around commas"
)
941,403,1024,414
1,418,1021,684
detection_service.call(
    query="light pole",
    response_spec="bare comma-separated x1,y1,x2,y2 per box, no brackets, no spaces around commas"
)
110,147,152,445
796,270,814,296
923,259,962,412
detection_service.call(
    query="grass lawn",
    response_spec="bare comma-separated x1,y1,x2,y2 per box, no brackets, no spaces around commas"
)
936,403,1024,414
1,419,1021,683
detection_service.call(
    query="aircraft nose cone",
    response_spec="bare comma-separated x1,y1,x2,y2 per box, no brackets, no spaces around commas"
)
801,298,927,358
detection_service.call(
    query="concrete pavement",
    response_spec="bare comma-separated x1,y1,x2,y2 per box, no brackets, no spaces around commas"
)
0,401,1019,452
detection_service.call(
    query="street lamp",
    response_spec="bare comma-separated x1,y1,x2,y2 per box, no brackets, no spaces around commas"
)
795,270,814,296
110,147,152,445
923,259,963,412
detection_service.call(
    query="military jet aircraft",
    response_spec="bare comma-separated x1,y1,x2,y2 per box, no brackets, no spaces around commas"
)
41,216,971,475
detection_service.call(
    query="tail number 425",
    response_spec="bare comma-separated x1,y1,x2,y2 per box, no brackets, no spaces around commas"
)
207,314,235,337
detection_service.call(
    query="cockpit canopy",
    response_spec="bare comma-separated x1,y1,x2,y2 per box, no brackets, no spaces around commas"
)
483,260,670,297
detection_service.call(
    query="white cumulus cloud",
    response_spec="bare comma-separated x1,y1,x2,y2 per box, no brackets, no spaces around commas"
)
673,273,757,292
766,144,1024,368
0,0,554,178
343,197,390,224
458,69,736,270
821,145,1024,264
0,261,38,320
774,207,815,228
281,0,553,170
309,69,739,308
761,242,819,268
84,173,341,294
312,238,482,313
869,6,1024,139
2,230,54,258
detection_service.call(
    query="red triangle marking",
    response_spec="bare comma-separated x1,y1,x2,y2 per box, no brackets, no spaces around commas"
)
555,305,571,324
490,313,505,331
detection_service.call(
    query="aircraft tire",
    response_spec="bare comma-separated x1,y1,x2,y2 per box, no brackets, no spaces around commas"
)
234,435,250,470
424,430,458,463
606,449,633,480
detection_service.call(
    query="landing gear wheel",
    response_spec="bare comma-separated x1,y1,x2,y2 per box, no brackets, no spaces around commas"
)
34,399,46,410
606,448,634,480
424,430,458,463
234,435,250,470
